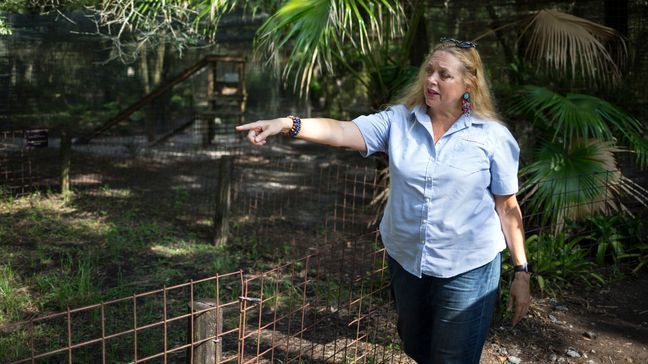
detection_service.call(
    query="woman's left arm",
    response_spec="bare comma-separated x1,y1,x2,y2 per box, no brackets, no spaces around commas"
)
495,194,530,326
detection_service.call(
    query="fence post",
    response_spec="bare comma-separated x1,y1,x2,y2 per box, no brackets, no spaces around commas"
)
189,300,223,364
60,131,71,196
214,156,233,246
201,116,212,147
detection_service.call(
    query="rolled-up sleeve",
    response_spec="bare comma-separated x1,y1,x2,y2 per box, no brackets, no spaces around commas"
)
352,108,393,157
489,126,520,195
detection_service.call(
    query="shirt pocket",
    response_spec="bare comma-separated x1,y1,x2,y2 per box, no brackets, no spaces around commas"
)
445,137,490,174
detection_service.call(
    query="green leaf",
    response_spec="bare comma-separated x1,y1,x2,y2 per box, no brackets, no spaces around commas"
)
0,15,12,36
535,275,545,294
588,272,606,285
254,0,405,94
596,242,608,265
521,138,648,229
512,85,647,169
633,259,647,274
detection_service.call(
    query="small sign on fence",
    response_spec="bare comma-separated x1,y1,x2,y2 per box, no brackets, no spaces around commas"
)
24,128,48,149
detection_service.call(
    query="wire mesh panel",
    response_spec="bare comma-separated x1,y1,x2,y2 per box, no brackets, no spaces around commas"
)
4,148,406,363
0,129,60,196
230,154,378,259
234,245,406,364
7,247,409,364
9,271,245,364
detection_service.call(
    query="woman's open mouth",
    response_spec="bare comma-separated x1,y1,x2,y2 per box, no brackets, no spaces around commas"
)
426,88,439,97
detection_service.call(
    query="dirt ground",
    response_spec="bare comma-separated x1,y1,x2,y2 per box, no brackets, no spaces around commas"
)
482,272,648,364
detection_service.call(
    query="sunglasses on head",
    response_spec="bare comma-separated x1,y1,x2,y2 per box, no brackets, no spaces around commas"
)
440,37,477,49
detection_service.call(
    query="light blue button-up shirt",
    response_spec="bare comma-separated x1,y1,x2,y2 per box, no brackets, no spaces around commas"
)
353,104,520,278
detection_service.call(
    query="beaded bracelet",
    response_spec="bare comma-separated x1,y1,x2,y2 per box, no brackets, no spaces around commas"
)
286,115,301,138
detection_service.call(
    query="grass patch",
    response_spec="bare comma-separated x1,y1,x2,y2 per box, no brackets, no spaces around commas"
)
0,190,244,321
34,253,102,311
0,264,35,322
0,189,236,363
0,325,64,363
0,327,31,363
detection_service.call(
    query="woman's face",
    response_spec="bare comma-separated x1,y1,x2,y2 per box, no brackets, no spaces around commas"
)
423,51,467,113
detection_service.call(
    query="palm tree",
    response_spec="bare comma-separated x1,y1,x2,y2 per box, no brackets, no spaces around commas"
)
482,10,648,230
253,0,412,105
512,86,648,229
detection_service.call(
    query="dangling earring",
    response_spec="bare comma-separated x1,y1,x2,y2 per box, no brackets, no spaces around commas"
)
461,91,471,115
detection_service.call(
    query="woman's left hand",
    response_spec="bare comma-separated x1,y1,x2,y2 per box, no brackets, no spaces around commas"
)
508,272,531,326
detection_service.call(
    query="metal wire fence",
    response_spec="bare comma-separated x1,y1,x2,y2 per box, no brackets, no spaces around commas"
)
3,152,407,363
2,127,404,363
6,245,405,364
2,123,647,363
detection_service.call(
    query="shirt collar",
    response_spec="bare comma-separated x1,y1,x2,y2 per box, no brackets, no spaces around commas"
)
410,104,485,129
410,104,485,130
411,104,430,124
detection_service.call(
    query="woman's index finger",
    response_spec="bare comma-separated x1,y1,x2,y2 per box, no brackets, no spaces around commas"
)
235,122,259,131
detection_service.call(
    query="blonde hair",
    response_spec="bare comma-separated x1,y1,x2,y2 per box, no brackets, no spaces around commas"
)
396,42,501,121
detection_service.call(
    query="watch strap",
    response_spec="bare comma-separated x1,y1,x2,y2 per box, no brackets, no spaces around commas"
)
513,262,532,273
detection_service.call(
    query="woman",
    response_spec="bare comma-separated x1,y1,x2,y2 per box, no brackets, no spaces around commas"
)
236,37,531,364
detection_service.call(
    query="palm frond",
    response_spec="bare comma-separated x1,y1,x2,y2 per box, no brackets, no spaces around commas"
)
624,133,648,169
254,0,405,94
521,9,626,87
520,139,647,232
511,85,647,168
592,100,648,169
511,85,612,143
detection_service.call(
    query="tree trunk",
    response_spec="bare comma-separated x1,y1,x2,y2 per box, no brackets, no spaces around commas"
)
204,62,215,146
156,44,174,131
60,131,71,196
407,2,428,67
486,5,518,83
142,43,170,142
140,46,155,142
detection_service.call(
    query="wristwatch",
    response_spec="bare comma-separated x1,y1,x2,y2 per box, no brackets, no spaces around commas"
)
513,262,532,274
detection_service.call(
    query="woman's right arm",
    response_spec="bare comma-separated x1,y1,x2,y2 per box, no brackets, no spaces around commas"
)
235,117,367,152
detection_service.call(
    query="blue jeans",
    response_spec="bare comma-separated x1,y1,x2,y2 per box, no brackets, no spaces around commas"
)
388,253,501,364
